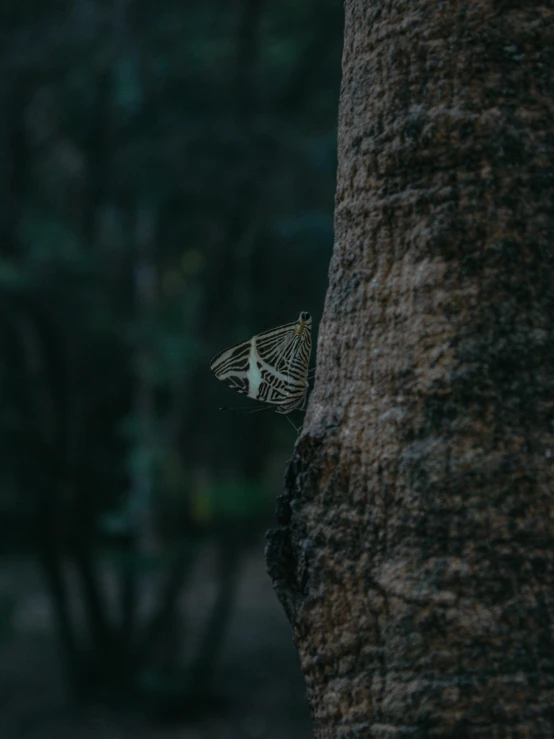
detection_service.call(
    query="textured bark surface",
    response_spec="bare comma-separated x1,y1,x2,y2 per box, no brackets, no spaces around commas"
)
266,2,554,736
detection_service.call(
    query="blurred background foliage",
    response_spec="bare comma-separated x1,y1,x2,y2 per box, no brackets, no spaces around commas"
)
0,0,342,735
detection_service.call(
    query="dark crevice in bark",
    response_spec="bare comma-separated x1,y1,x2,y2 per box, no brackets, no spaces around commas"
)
266,434,324,624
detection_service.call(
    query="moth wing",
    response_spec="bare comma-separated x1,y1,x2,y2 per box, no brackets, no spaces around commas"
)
209,338,252,397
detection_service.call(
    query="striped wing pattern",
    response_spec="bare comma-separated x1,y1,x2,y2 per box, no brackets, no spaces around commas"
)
210,312,312,415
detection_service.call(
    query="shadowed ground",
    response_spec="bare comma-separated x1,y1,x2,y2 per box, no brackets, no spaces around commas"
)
0,544,310,739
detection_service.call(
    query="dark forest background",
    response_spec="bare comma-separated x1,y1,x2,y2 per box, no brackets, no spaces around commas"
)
0,1,343,737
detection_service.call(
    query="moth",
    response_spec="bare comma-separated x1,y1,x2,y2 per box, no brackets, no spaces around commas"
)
210,311,312,416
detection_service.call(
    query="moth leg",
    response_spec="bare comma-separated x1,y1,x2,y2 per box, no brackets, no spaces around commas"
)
284,414,301,433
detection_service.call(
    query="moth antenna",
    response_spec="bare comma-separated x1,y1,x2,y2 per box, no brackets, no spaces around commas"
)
220,405,272,415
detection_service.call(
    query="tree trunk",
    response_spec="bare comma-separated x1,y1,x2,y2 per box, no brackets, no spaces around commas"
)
266,2,554,736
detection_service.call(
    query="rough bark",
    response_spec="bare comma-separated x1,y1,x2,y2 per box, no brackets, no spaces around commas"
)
266,2,554,736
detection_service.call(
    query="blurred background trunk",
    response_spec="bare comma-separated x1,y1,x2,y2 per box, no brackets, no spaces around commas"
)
267,1,554,735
